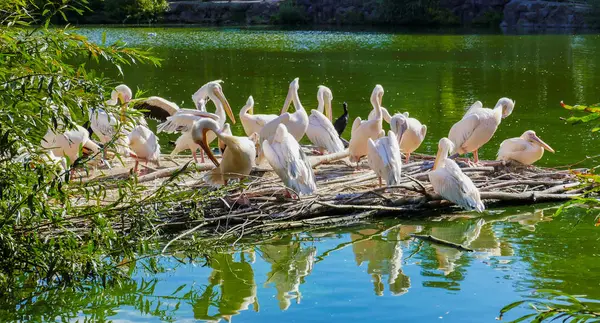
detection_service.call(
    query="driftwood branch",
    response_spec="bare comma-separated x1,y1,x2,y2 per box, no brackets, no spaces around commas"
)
410,234,474,252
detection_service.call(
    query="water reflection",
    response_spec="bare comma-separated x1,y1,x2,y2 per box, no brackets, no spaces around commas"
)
8,205,595,322
261,236,316,310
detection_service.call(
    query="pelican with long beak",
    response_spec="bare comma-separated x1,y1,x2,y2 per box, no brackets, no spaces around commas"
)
448,98,515,164
367,130,402,187
192,118,257,186
497,130,555,165
305,85,344,154
239,95,278,137
429,138,485,212
367,85,392,123
280,78,309,141
157,80,236,163
348,85,385,166
263,124,317,196
390,112,427,163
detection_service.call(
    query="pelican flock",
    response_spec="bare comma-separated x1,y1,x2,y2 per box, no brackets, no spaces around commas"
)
39,75,554,213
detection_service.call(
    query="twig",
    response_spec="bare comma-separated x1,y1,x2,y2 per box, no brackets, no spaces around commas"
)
410,234,474,252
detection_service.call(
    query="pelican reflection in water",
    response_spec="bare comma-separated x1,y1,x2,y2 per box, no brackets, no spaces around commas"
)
261,236,316,310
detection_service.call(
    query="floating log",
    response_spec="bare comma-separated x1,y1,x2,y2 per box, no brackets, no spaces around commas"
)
31,147,591,240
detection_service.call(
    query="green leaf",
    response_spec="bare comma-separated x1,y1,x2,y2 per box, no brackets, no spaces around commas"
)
500,300,528,318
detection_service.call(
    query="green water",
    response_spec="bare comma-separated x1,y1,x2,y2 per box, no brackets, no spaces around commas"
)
11,28,600,322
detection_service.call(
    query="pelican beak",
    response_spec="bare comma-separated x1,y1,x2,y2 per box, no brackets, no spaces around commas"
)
214,87,236,124
378,91,384,106
325,97,333,121
281,87,293,114
433,149,442,170
533,134,555,153
200,128,220,167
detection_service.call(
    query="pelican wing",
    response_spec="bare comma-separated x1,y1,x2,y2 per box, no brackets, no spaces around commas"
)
448,114,480,153
259,113,291,143
368,106,392,123
307,110,344,153
368,134,402,186
157,111,219,134
133,96,180,120
89,108,117,142
497,138,529,160
464,101,483,116
262,136,316,195
351,116,362,136
431,159,484,211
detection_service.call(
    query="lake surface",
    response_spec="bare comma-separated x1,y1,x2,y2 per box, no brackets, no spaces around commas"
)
15,27,599,322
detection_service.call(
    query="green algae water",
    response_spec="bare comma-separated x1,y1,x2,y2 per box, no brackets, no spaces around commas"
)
6,28,599,322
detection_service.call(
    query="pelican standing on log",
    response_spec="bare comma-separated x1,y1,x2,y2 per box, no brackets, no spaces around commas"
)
390,112,427,163
128,125,161,174
448,98,515,164
192,118,257,186
497,130,554,165
157,81,236,163
367,130,402,187
263,124,317,196
348,85,385,166
280,78,309,141
305,85,344,154
429,138,485,212
239,95,278,137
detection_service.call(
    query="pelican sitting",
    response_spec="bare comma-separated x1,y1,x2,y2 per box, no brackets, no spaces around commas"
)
157,81,235,163
448,98,515,164
239,96,278,137
192,118,257,186
367,130,402,187
390,112,427,163
128,125,161,174
280,78,309,141
334,102,349,137
348,85,385,166
263,124,317,196
497,130,554,165
305,85,344,154
428,138,484,212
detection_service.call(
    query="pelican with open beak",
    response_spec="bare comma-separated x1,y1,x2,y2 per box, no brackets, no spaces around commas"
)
497,130,555,165
192,118,257,186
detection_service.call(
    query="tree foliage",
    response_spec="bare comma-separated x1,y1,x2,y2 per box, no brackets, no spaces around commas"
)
499,290,600,322
0,0,202,302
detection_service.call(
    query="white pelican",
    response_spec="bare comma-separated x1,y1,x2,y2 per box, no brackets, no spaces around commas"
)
305,85,344,154
390,112,427,163
348,85,385,166
192,118,257,186
41,125,102,165
218,123,232,154
367,130,402,187
157,81,235,162
239,95,278,137
263,124,317,196
428,138,485,212
497,130,554,165
367,85,392,123
448,98,515,163
128,125,161,174
280,78,309,141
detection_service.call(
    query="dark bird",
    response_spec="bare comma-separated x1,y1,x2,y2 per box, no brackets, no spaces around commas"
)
334,102,349,147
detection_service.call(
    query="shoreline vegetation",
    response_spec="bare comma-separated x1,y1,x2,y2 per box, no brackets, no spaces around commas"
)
59,0,599,31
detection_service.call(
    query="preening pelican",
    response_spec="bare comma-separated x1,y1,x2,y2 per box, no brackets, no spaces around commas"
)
240,95,278,137
192,118,257,186
448,98,515,163
262,124,317,196
128,125,161,174
41,124,102,165
497,130,554,165
280,78,309,141
428,138,485,212
305,85,344,154
157,81,235,162
348,85,385,165
367,86,392,123
367,130,402,187
334,102,348,136
390,112,427,163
